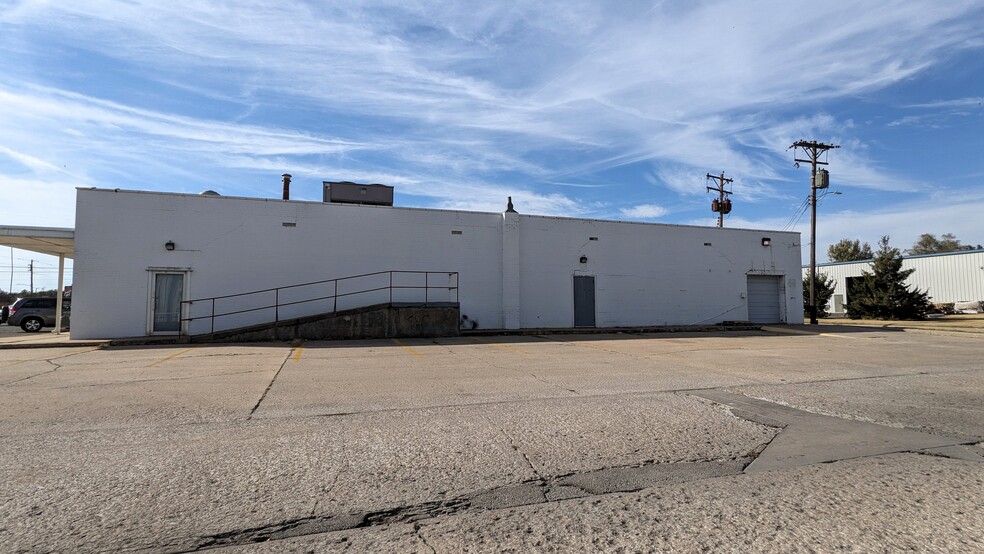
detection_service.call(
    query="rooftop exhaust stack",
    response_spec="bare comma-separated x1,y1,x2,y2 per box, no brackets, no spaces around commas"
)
282,173,292,200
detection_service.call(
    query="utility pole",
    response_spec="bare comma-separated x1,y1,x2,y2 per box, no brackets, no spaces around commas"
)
705,172,734,228
791,140,840,325
29,260,34,294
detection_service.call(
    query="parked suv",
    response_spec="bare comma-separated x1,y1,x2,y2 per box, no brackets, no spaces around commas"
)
6,297,69,332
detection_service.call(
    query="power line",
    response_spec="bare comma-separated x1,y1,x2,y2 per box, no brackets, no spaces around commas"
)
781,196,811,232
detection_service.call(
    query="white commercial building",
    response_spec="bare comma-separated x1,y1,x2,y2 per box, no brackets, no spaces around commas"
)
808,249,984,315
71,188,803,339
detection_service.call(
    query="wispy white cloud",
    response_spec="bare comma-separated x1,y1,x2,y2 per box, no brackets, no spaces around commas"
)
0,145,77,177
0,85,365,156
904,97,984,109
0,0,982,229
620,204,667,220
887,115,934,128
888,96,983,127
435,189,594,218
545,181,611,189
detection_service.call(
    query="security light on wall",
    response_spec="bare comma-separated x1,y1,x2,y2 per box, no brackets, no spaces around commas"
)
579,255,588,264
761,237,771,247
165,241,175,251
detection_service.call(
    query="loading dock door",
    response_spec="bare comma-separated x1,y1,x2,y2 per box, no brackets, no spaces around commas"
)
746,275,782,323
573,275,596,327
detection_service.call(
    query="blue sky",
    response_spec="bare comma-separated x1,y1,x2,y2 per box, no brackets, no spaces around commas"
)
2,0,983,291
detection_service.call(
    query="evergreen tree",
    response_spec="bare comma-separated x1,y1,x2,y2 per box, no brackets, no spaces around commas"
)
803,272,836,318
827,239,873,262
845,236,932,320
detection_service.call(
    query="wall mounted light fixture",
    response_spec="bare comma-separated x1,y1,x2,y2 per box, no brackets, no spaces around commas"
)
761,237,772,247
165,241,176,251
579,255,588,264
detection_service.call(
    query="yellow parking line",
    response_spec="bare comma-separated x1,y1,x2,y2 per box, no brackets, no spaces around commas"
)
145,348,195,368
819,333,859,339
391,338,422,357
490,343,528,355
292,345,304,361
473,337,528,355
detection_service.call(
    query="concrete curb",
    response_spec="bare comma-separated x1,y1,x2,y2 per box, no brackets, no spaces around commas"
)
10,321,979,349
461,324,763,337
0,340,108,350
1,324,768,349
819,322,984,335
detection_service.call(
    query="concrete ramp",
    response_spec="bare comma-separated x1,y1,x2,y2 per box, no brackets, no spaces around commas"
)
190,302,460,343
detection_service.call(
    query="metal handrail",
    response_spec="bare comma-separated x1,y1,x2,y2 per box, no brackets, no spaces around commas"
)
179,270,459,335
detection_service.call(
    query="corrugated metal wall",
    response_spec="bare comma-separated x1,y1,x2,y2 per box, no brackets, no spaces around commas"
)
805,250,984,313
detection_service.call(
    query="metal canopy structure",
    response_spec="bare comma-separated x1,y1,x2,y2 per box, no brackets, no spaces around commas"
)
0,225,75,334
0,225,75,257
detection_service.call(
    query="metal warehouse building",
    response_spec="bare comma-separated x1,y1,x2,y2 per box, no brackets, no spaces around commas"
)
70,187,803,339
808,249,984,315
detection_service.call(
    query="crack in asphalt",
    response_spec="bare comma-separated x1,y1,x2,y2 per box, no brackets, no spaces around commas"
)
241,366,984,424
0,348,100,386
691,389,981,474
179,352,277,359
39,369,271,390
341,364,970,411
315,467,343,516
491,415,542,481
1,347,100,367
174,457,750,552
248,348,293,419
414,523,437,554
453,342,579,398
1,358,63,386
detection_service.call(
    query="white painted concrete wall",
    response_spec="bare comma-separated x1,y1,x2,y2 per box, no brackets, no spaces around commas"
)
517,215,802,327
808,250,984,314
72,188,802,339
73,189,502,338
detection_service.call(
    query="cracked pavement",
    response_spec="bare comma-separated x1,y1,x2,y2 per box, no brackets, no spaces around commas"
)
1,327,982,552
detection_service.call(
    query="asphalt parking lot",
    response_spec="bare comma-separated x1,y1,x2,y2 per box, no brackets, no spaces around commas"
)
1,326,982,552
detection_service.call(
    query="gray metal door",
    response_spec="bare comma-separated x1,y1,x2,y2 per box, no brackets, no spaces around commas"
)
573,275,596,327
746,275,781,323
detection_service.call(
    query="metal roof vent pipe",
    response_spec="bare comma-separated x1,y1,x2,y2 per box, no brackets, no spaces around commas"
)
282,173,292,200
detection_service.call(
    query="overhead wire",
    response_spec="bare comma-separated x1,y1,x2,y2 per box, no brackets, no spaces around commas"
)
781,196,811,231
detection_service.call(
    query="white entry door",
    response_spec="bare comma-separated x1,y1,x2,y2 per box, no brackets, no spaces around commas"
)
151,273,185,334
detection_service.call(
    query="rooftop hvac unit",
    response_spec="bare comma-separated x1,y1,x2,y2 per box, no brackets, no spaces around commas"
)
323,181,394,206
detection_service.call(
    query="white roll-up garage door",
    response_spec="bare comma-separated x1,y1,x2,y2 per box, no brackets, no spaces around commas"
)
747,275,782,323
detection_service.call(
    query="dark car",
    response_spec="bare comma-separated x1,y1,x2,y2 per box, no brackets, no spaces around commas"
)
6,297,69,332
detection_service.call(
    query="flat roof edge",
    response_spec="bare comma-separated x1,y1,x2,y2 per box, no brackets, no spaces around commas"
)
77,187,798,235
0,225,75,237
